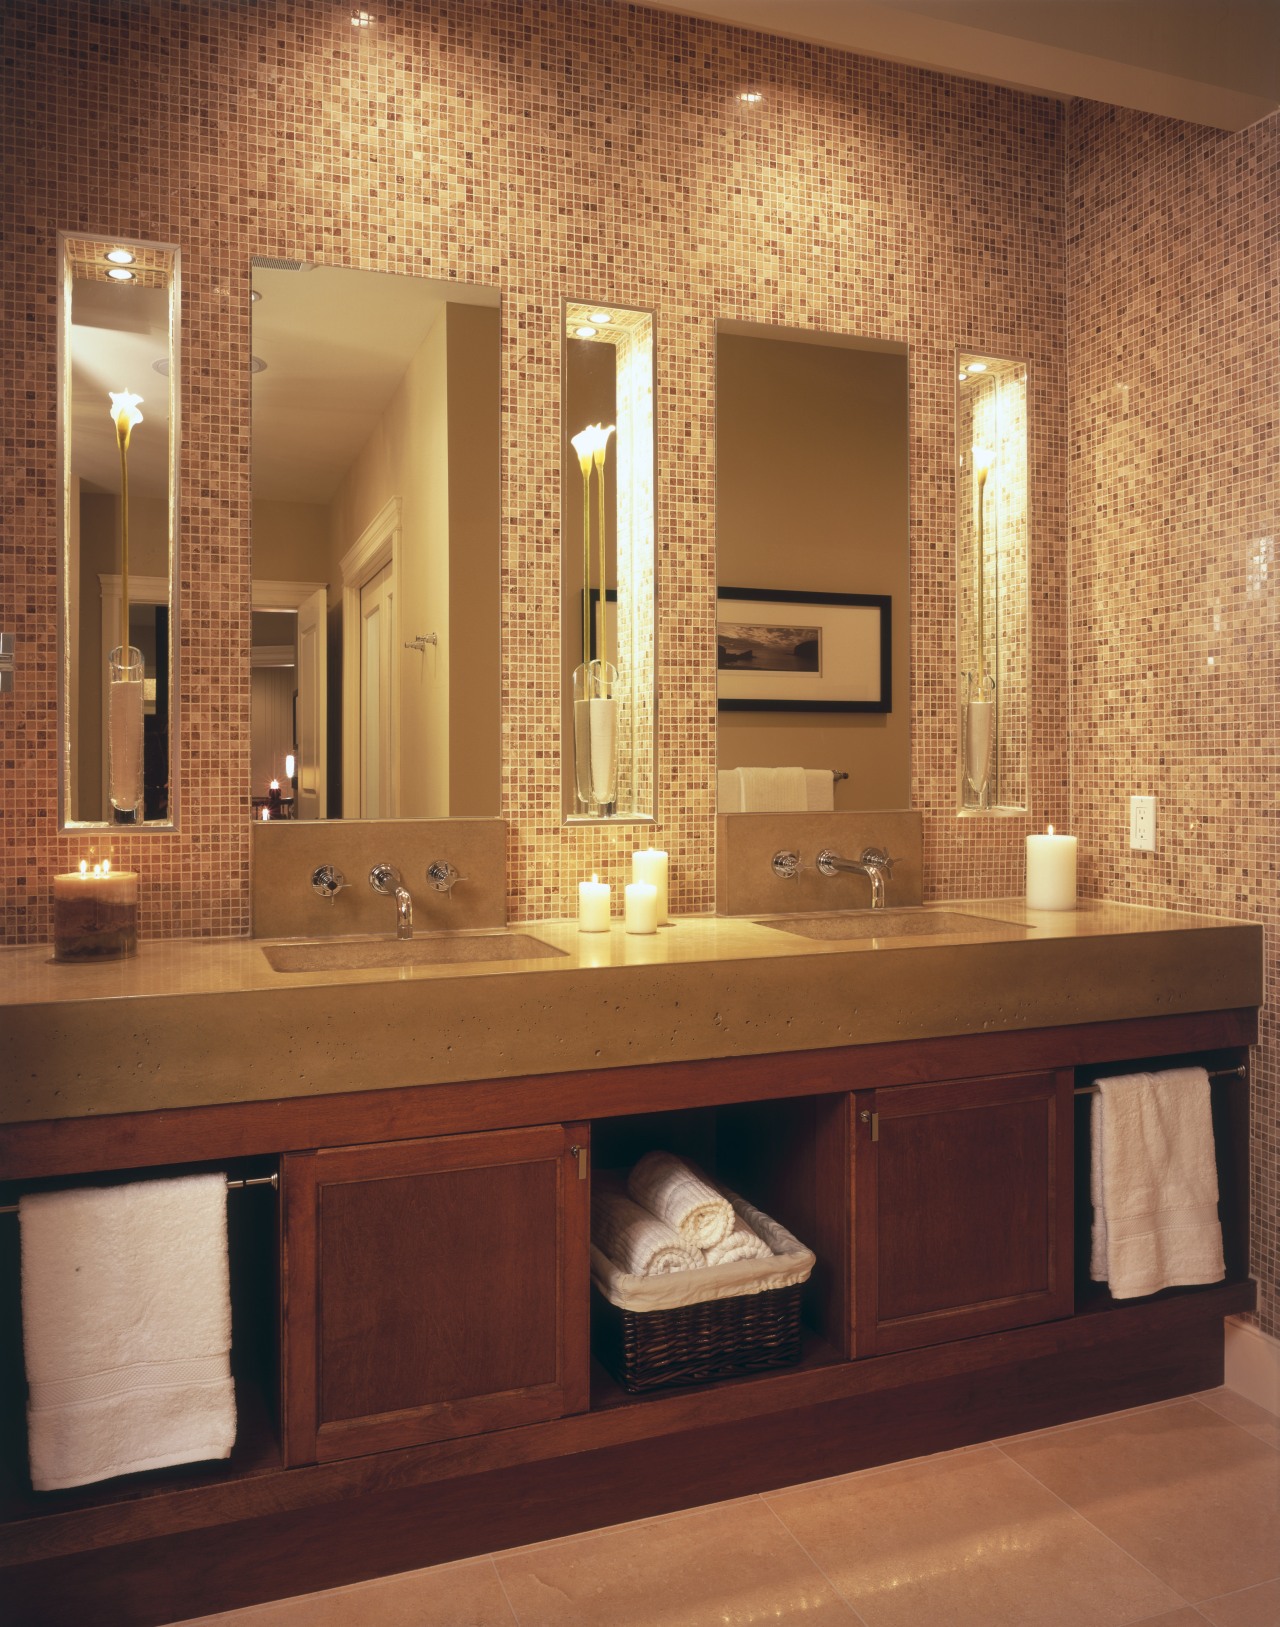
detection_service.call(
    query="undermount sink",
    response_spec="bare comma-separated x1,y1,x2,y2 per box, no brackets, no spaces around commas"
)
757,909,1033,942
261,932,568,973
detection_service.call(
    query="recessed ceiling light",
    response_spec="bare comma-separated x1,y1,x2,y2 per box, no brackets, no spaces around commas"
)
966,361,988,374
573,325,598,339
250,356,268,373
104,248,135,266
250,288,262,303
588,310,612,324
152,357,169,376
739,90,764,105
106,267,136,282
957,372,968,382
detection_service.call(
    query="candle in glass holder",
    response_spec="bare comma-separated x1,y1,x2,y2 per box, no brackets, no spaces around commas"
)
53,859,139,961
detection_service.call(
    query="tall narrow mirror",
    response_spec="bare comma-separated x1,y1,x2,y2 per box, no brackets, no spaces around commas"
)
956,350,1028,813
59,234,179,828
715,323,909,813
250,263,501,820
561,301,655,822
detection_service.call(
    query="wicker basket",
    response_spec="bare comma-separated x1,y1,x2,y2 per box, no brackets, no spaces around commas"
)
590,1193,814,1393
592,1278,805,1393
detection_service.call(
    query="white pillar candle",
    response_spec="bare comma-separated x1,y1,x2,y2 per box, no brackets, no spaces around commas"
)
1025,826,1077,910
631,848,669,924
577,874,611,932
624,880,658,935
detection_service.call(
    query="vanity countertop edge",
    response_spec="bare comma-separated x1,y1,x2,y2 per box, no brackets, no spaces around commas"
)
0,900,1263,1126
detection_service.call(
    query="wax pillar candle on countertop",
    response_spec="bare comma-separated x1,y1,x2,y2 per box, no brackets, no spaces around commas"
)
1025,826,1077,911
624,880,658,935
53,859,139,960
631,848,669,924
578,875,611,933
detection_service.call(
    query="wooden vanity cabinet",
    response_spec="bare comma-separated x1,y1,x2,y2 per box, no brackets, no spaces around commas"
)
854,1070,1074,1355
280,1122,590,1465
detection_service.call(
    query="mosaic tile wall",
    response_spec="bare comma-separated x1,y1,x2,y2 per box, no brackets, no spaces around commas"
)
1066,101,1279,1337
1,0,1067,946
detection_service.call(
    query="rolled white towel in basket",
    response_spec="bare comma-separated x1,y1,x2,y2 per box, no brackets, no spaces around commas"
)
591,1187,704,1277
628,1151,735,1252
703,1208,773,1267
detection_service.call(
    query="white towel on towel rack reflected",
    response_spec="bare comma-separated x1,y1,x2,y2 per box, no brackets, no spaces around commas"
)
19,1173,236,1491
1090,1067,1225,1299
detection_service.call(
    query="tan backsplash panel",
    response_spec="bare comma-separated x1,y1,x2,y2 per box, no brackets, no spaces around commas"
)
717,811,923,916
2,0,1065,946
251,819,507,939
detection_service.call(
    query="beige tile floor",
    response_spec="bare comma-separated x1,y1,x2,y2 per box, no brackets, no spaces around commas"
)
173,1390,1280,1627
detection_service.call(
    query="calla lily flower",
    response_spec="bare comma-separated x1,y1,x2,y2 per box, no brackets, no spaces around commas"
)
108,390,144,452
570,425,597,477
592,422,615,469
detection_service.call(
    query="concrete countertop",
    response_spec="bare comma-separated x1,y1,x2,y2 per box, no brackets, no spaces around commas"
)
0,901,1263,1125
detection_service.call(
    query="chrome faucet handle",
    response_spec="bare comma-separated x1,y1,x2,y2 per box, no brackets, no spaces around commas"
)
369,863,403,895
311,865,347,902
426,860,466,896
772,850,803,880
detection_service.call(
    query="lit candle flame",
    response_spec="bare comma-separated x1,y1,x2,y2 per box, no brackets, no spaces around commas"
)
102,858,111,875
79,859,88,877
1047,825,1054,836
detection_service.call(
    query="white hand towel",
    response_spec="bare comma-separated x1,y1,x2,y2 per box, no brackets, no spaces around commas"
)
628,1151,735,1251
803,769,835,811
20,1173,237,1491
591,1188,704,1276
1090,1067,1225,1300
736,766,808,812
717,770,744,813
702,1209,773,1267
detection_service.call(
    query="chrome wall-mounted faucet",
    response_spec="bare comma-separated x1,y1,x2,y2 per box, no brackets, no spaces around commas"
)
369,863,414,938
816,847,896,910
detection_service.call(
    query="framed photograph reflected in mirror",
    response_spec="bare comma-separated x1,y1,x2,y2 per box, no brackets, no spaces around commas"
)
716,587,891,712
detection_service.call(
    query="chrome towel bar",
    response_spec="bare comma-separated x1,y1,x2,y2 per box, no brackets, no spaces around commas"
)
0,1171,278,1217
1074,1064,1245,1098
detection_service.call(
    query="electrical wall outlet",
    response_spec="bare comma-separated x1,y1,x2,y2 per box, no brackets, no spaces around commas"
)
1129,794,1157,852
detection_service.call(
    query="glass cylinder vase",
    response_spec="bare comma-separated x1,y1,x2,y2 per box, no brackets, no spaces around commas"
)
962,671,996,809
572,659,619,814
108,644,146,824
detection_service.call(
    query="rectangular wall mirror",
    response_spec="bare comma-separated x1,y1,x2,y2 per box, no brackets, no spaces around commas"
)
715,323,910,813
250,262,501,821
59,233,179,828
956,350,1028,813
561,300,656,822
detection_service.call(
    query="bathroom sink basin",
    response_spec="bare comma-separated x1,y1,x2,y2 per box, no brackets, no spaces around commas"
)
757,910,1032,942
261,932,568,973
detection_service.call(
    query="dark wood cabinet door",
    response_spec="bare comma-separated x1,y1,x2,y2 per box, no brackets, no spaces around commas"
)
854,1071,1073,1356
281,1123,590,1465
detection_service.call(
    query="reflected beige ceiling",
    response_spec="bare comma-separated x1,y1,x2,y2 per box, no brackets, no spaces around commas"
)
250,265,498,504
645,0,1279,130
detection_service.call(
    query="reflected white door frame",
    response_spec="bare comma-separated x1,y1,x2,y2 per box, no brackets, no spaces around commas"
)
251,579,328,820
340,496,401,820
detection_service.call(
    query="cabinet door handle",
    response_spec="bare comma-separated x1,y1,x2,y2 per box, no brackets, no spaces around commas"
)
859,1109,879,1142
570,1143,589,1180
